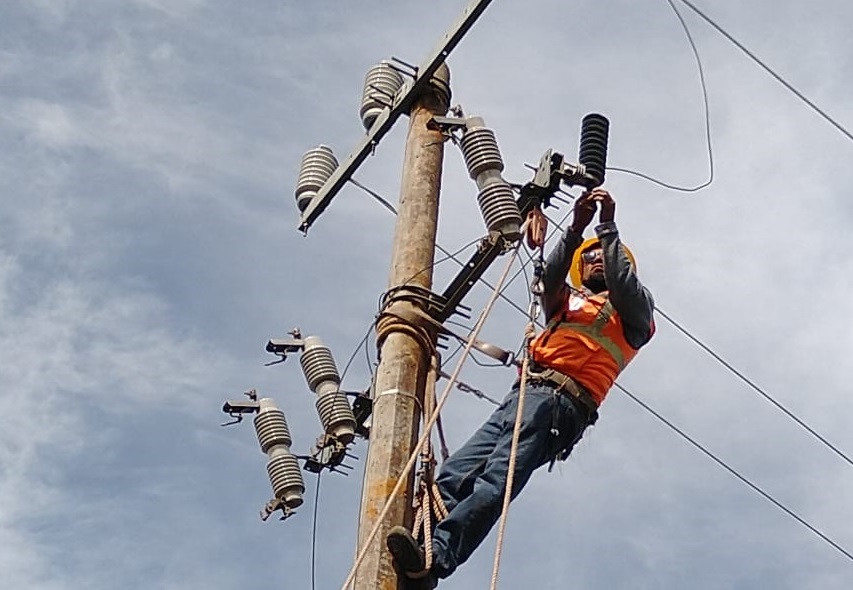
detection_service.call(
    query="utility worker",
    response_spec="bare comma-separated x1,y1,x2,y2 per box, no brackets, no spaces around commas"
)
387,188,655,587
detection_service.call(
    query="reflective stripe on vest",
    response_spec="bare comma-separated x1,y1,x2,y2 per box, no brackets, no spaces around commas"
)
544,299,627,369
531,291,640,403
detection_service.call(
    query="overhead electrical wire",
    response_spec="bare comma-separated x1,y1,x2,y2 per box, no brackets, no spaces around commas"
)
677,0,853,145
655,306,853,468
615,382,853,563
339,323,374,385
607,0,715,192
310,472,322,590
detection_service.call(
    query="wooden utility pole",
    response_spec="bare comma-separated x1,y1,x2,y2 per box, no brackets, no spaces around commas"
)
353,65,451,590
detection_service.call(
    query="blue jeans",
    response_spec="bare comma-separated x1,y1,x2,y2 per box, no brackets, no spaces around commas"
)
431,383,590,579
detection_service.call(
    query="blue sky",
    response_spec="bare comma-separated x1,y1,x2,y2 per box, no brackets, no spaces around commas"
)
2,1,852,589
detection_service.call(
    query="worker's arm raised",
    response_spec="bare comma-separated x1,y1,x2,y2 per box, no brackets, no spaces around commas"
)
541,193,596,320
592,190,655,348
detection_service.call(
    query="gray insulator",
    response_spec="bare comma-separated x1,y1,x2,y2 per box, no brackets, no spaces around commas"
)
316,392,356,444
460,125,504,179
266,452,304,508
301,336,355,442
254,398,304,508
460,117,521,242
478,182,522,241
254,406,292,454
360,61,404,131
295,145,338,212
300,336,341,391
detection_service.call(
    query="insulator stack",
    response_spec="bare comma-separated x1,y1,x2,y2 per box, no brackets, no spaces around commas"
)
578,113,609,188
300,336,356,443
459,117,521,242
295,145,338,212
254,398,304,508
360,61,405,131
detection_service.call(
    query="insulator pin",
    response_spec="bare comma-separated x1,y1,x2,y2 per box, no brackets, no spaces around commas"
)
254,398,304,508
301,336,356,443
578,113,609,188
295,145,338,212
460,117,521,242
360,61,405,131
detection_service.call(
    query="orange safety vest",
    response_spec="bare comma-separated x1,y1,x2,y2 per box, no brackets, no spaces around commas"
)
530,290,645,406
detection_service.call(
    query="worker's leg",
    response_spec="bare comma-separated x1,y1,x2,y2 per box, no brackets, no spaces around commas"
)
435,392,513,514
430,384,561,579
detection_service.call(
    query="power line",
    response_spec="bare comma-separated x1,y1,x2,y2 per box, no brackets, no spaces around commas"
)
677,0,853,145
607,0,715,192
615,382,853,564
340,323,374,385
310,472,322,590
655,305,853,469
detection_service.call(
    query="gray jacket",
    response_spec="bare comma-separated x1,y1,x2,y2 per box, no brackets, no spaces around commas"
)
541,221,655,350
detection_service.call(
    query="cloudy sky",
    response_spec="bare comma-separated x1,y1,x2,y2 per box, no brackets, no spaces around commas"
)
2,0,853,588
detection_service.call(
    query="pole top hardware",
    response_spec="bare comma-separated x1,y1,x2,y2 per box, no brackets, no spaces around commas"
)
265,328,305,366
221,389,261,426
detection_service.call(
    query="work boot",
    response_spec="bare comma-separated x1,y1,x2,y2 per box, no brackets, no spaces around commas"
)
386,527,439,588
386,526,426,574
403,570,438,590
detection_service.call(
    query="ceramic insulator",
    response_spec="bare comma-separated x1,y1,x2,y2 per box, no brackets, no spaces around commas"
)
254,398,304,508
477,182,522,241
461,118,521,241
360,61,404,131
301,336,355,443
460,125,504,179
295,145,338,212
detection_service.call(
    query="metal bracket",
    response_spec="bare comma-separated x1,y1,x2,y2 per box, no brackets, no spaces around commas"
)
427,115,468,135
559,161,598,189
303,433,357,475
260,497,296,522
265,328,305,365
220,389,261,426
351,391,373,439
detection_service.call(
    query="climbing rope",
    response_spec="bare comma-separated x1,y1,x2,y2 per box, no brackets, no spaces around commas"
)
489,337,532,590
339,233,526,590
489,236,544,590
412,354,449,573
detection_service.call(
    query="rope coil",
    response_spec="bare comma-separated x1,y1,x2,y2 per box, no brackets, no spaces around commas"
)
375,285,441,359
